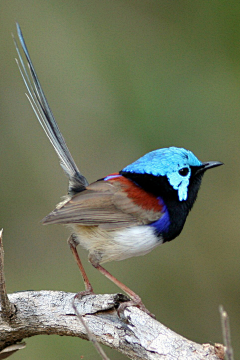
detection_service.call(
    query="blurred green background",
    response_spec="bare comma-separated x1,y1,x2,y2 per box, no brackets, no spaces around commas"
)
1,1,239,359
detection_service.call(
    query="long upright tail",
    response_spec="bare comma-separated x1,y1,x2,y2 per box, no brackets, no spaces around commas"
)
13,23,89,195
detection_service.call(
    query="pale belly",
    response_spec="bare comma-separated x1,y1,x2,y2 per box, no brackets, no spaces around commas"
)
72,224,162,264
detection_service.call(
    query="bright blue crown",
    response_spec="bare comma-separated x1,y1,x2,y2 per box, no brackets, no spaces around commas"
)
122,147,202,201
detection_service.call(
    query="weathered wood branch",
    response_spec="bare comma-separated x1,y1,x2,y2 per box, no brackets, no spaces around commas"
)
0,290,223,360
0,230,14,322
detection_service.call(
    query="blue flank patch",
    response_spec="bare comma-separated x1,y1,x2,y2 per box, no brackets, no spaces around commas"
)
149,197,170,235
104,174,121,181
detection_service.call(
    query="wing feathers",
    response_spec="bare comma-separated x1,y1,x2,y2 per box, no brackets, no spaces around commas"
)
43,177,163,229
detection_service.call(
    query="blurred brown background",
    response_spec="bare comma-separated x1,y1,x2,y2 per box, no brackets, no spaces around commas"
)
0,1,239,359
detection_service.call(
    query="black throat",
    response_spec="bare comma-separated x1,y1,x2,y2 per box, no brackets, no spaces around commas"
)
120,170,204,242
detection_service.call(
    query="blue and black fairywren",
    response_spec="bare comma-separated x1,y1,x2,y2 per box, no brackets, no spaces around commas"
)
14,24,223,317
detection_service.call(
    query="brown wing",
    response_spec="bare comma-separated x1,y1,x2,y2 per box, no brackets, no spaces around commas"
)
43,178,163,230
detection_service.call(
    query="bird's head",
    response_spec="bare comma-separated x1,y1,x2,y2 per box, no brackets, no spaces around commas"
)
121,147,222,202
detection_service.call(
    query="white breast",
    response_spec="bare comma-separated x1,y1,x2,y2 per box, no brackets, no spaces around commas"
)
73,224,162,264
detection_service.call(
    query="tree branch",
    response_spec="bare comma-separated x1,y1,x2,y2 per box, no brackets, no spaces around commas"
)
0,290,223,360
0,230,15,322
219,305,234,360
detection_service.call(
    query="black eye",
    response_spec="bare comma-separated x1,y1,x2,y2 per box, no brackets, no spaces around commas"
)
178,167,189,176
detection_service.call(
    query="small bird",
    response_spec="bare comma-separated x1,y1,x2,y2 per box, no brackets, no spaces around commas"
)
14,24,223,317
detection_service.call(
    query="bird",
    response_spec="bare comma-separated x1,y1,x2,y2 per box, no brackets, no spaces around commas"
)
13,23,223,317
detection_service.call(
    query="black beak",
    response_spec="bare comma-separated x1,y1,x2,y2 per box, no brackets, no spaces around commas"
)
195,161,223,175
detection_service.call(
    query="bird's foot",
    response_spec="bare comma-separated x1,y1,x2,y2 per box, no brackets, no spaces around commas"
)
72,288,95,315
117,295,156,319
74,288,95,302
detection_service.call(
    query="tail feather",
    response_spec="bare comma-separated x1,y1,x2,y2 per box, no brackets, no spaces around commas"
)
13,23,88,194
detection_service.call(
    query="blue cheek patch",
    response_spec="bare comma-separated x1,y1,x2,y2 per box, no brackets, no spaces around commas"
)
167,170,191,201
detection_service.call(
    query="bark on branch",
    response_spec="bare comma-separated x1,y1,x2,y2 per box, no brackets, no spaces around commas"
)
0,290,223,360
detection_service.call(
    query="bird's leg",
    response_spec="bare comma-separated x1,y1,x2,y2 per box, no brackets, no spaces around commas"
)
67,234,94,296
90,259,155,319
68,236,110,359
